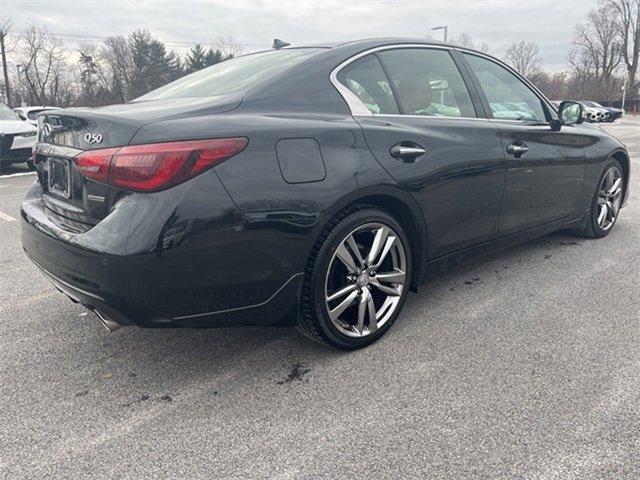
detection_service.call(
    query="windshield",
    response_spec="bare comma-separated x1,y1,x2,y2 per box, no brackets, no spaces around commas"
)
0,104,19,120
135,48,322,101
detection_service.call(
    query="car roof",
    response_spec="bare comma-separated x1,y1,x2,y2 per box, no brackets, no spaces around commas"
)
287,37,486,56
20,106,57,111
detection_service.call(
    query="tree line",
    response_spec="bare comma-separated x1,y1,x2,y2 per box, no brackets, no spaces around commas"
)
0,0,638,110
0,20,242,108
500,0,639,106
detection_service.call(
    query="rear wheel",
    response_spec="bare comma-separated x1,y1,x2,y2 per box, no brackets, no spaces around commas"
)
571,159,624,238
298,207,411,350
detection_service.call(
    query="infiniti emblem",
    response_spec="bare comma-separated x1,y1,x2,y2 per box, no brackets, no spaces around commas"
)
357,272,369,287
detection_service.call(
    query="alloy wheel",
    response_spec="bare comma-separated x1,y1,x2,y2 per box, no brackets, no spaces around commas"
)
596,166,623,231
324,223,407,338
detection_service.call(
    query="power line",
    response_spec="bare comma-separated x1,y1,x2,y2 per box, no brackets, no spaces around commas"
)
13,30,271,49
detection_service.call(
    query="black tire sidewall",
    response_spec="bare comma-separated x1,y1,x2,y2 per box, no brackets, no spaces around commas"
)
309,209,412,349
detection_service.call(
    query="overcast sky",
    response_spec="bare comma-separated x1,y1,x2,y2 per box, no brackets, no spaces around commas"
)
3,0,599,70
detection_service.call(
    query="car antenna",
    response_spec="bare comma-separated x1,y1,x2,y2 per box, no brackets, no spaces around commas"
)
272,38,291,50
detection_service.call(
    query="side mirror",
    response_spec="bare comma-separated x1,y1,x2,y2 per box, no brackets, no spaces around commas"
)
558,101,584,126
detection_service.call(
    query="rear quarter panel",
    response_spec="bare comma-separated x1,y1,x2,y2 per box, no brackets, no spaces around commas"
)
128,112,400,320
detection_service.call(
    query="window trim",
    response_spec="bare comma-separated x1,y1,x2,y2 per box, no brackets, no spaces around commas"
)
336,54,400,115
331,43,557,125
331,44,485,120
457,49,556,125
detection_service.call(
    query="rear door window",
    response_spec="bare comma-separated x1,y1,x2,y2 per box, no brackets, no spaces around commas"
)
336,55,399,114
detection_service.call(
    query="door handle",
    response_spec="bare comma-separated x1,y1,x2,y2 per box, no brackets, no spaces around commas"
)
506,142,529,158
390,143,427,163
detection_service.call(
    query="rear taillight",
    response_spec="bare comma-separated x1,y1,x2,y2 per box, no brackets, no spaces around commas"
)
75,148,119,183
74,138,247,192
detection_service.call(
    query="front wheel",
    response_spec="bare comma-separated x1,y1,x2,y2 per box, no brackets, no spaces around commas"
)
571,159,624,238
297,207,411,350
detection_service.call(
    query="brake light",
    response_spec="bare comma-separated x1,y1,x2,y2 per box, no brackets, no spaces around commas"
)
74,138,247,192
75,148,119,183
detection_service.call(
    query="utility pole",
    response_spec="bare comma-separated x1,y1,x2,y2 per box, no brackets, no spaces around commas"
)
0,21,11,108
431,25,448,42
621,77,626,116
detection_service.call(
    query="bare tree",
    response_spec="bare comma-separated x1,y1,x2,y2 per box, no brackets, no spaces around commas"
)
77,41,112,106
18,21,68,105
505,41,542,78
533,71,572,101
453,33,490,53
604,0,640,99
213,36,244,58
571,4,621,83
100,35,133,103
0,17,12,107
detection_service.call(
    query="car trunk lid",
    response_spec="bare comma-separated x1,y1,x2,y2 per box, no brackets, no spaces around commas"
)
34,93,242,232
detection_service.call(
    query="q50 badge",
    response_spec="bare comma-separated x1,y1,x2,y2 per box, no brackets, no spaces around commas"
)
84,132,103,144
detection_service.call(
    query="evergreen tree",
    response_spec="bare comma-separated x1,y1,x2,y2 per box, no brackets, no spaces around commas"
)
185,43,208,73
128,29,183,98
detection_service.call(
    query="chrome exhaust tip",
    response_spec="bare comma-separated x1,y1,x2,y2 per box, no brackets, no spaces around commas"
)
94,310,121,332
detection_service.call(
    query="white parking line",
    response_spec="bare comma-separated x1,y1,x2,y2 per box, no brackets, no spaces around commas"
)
0,171,37,179
0,210,16,222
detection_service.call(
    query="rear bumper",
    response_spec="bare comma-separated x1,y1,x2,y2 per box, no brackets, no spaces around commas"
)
21,188,135,326
25,251,133,327
20,178,303,329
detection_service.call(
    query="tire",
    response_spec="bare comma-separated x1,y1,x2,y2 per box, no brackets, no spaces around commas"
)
26,160,36,171
297,206,412,350
571,158,624,238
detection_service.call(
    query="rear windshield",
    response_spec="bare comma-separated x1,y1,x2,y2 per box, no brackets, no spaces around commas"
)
0,104,19,120
135,48,322,101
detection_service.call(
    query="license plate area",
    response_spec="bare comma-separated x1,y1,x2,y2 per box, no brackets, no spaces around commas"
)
48,157,71,199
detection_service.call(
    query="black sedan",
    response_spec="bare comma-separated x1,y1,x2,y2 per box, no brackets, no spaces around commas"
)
21,38,630,349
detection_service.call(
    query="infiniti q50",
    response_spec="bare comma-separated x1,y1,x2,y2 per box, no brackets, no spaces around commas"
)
21,38,630,349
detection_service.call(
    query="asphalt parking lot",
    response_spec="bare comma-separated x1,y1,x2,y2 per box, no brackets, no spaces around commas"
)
1,117,639,479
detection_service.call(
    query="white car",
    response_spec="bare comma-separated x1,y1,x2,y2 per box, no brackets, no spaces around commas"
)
13,106,60,127
579,101,610,122
0,104,37,170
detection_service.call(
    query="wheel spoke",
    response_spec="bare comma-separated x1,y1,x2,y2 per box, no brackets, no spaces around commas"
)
376,297,395,319
372,236,397,270
356,289,367,334
327,283,357,303
367,291,377,333
346,235,365,268
375,269,405,284
336,243,358,273
607,178,622,196
597,203,608,227
367,226,389,265
611,199,620,217
606,200,617,221
369,277,400,296
603,169,613,191
329,290,358,321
